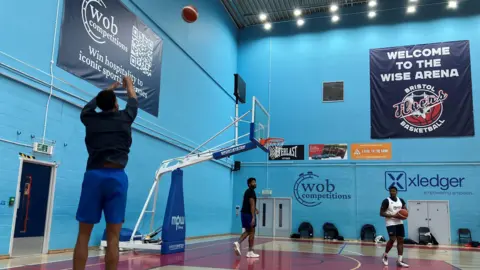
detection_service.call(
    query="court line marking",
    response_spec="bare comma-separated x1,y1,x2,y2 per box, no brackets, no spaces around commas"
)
4,237,240,270
338,254,362,270
291,241,363,256
60,239,272,270
338,243,348,254
286,243,362,270
10,237,458,270
282,238,480,252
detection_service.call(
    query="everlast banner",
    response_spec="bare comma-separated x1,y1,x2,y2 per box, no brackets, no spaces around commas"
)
269,145,305,160
57,0,163,116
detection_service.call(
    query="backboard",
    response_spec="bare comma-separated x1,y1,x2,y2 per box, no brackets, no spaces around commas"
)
250,96,270,152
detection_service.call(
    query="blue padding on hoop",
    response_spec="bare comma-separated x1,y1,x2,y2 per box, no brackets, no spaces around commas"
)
161,169,186,254
213,142,257,160
249,122,255,141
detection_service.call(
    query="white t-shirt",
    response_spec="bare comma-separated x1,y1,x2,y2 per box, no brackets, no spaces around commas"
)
382,197,405,227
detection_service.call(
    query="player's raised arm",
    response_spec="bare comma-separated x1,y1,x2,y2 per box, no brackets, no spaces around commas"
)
123,76,137,100
122,76,138,121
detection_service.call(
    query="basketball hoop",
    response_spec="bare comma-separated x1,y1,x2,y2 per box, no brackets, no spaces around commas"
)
260,137,285,149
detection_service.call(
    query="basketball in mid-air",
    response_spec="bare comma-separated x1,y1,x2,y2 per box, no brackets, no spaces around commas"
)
397,209,409,220
182,5,198,23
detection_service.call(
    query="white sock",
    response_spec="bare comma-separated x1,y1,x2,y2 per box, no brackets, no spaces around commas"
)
398,255,403,261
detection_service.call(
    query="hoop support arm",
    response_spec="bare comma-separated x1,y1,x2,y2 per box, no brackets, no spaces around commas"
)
130,141,257,242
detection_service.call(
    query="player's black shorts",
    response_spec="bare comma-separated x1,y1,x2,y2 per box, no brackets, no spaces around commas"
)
386,224,405,238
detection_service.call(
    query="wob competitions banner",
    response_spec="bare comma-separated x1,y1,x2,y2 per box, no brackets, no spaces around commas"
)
57,0,163,116
370,40,474,138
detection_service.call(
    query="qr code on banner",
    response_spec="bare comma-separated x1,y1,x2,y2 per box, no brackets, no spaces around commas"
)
130,25,154,76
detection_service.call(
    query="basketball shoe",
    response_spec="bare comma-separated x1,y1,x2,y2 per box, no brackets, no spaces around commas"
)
382,253,388,266
246,251,260,258
397,260,409,268
233,242,241,256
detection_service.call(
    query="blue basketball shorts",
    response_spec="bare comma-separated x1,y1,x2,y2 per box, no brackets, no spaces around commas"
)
76,169,128,224
241,213,256,230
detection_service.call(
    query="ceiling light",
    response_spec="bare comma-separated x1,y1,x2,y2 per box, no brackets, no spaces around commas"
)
447,1,458,9
264,22,272,30
259,13,267,21
332,15,340,22
293,9,302,17
297,18,305,26
406,6,416,14
368,1,377,7
330,4,339,12
368,11,376,18
409,0,418,2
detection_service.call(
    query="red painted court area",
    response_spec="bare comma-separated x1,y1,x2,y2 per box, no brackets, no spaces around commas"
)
7,238,462,270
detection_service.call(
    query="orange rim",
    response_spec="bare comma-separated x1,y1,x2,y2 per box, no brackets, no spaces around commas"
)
260,137,284,146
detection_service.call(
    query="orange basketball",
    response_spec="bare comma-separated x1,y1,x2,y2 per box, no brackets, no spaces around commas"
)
397,209,408,220
182,5,198,23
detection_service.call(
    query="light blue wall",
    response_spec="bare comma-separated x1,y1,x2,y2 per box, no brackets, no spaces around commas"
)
0,0,238,254
234,164,477,243
234,1,480,243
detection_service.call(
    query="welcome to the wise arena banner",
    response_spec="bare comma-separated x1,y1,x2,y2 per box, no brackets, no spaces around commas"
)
370,40,474,139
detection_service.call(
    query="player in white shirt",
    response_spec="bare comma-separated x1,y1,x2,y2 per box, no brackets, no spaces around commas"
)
380,186,409,268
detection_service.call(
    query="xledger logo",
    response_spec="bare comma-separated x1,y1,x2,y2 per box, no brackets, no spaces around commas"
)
385,171,465,191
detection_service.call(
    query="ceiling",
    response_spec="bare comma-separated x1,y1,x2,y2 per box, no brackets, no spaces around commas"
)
221,0,369,28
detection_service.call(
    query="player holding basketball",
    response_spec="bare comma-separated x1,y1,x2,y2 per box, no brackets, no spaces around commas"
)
380,186,409,267
233,177,260,258
73,76,137,270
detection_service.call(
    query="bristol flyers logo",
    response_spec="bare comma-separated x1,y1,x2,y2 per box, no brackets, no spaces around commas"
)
392,84,448,134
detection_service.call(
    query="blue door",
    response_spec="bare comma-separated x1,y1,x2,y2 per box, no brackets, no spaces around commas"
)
14,162,52,238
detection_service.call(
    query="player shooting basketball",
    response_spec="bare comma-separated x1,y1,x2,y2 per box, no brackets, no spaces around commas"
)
380,186,409,268
73,76,138,270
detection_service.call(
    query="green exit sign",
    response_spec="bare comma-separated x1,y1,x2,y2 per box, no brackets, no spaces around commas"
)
33,142,53,155
37,144,48,152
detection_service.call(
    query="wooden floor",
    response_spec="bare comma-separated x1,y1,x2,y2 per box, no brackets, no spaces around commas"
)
1,236,479,269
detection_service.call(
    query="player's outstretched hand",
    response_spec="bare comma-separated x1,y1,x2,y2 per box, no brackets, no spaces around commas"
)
122,76,133,89
123,76,137,99
105,81,120,91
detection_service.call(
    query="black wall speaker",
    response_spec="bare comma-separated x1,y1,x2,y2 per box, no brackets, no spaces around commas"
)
233,161,241,171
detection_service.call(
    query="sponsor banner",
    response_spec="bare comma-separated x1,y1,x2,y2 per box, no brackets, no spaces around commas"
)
269,145,305,160
57,0,163,116
370,40,474,138
308,144,348,160
293,171,353,207
385,171,472,196
351,143,392,160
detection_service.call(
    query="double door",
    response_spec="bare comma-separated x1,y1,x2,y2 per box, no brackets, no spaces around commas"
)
257,198,292,237
407,201,451,244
